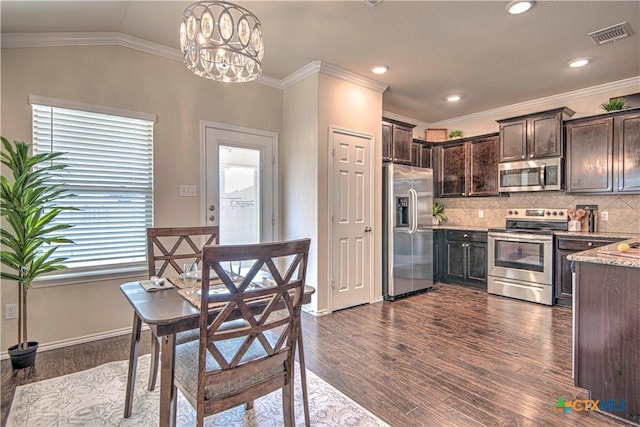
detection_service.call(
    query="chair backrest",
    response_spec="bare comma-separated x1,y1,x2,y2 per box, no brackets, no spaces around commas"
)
146,226,219,277
197,238,310,396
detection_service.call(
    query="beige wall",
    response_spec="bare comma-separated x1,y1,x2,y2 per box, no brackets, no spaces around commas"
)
1,45,282,351
281,74,320,309
317,74,384,306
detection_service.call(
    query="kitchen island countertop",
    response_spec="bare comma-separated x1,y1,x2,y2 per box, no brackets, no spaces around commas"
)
567,238,640,269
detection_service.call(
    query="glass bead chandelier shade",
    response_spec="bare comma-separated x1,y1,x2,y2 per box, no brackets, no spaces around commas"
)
180,1,263,83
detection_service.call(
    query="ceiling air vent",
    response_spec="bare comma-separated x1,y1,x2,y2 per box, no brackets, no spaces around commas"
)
364,0,383,7
588,22,633,45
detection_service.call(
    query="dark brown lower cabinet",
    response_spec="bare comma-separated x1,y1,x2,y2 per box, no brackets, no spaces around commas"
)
574,261,639,423
442,230,487,289
554,236,622,306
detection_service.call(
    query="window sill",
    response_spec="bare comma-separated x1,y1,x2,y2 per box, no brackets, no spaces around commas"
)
32,263,147,288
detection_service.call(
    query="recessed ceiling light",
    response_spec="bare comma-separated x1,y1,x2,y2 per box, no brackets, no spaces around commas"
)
569,58,590,68
371,65,388,74
506,0,534,14
447,95,461,102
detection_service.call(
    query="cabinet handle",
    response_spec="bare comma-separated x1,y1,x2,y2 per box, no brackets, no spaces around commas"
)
587,242,593,247
521,155,525,159
463,234,468,238
209,215,215,221
529,154,534,158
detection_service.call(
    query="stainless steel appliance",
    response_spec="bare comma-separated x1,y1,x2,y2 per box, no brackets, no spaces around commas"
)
383,163,433,300
487,208,568,305
498,158,563,192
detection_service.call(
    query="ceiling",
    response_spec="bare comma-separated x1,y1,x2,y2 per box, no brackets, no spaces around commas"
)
2,1,639,124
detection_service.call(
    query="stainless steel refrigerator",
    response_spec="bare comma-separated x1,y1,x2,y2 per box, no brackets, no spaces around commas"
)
383,163,433,300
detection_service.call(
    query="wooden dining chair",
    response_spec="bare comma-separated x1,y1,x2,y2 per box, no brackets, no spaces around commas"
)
145,226,219,391
172,238,311,427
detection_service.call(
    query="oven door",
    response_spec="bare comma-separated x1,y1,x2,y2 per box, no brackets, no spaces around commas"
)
488,231,553,285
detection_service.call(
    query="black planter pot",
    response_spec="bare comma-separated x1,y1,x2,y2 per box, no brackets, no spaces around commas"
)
8,341,38,369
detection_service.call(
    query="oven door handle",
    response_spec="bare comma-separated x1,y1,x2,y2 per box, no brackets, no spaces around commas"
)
488,232,553,243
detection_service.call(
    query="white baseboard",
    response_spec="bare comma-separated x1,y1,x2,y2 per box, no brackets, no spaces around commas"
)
0,324,150,360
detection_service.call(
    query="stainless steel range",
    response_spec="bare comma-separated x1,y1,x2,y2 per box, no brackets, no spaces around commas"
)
487,208,568,305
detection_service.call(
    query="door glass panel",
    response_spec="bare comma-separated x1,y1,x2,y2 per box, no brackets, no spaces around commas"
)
493,239,544,272
219,145,260,244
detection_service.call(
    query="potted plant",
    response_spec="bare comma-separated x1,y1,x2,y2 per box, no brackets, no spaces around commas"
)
1,137,75,369
432,202,447,225
449,130,463,139
600,97,627,112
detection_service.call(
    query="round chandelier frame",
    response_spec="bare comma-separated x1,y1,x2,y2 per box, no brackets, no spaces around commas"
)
180,1,263,83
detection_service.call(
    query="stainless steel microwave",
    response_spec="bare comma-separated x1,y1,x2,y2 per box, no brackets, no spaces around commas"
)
498,158,563,192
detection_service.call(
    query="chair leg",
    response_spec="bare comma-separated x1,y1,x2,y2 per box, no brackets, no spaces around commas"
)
148,332,160,391
244,400,254,410
282,380,295,427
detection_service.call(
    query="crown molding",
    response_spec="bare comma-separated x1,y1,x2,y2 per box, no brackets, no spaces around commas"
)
428,76,640,127
1,32,384,92
382,110,430,130
281,60,388,93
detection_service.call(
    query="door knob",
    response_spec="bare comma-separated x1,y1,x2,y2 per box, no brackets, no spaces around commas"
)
364,226,372,232
209,215,215,222
209,205,215,211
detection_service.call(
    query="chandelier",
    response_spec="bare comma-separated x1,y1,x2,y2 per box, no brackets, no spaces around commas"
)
180,1,264,83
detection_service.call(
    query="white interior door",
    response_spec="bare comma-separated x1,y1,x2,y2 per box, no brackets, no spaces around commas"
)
329,127,373,311
203,123,277,244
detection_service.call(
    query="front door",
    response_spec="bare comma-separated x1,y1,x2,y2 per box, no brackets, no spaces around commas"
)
203,123,277,244
329,127,373,311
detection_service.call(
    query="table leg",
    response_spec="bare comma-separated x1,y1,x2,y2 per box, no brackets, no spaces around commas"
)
124,312,142,418
159,333,177,427
297,327,310,427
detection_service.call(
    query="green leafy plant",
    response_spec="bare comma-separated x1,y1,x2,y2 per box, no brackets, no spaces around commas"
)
600,97,627,112
433,202,447,224
449,130,463,138
1,137,75,355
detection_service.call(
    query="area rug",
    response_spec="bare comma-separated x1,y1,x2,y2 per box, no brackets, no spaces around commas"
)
7,354,388,426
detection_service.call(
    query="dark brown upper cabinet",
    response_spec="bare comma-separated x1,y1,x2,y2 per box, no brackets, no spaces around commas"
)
411,139,431,168
566,109,640,194
435,133,499,197
497,107,575,162
382,118,415,165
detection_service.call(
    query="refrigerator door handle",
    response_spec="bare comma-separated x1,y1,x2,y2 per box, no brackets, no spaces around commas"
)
409,188,418,234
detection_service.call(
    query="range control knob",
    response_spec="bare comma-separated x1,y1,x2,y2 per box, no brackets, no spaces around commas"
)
558,211,564,217
552,211,557,216
514,210,519,215
508,210,513,215
546,211,551,216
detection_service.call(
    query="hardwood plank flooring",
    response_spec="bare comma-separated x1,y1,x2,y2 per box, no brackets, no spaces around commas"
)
0,283,630,426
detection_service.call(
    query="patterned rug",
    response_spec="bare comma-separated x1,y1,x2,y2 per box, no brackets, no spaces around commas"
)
7,354,388,426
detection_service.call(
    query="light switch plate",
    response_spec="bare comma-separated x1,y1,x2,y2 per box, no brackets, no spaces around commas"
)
600,211,608,221
478,210,484,218
179,185,197,197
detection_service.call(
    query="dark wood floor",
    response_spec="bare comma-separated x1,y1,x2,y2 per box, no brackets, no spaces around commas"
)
1,283,629,426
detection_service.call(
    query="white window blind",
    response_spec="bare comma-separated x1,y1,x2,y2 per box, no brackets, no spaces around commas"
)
32,102,154,272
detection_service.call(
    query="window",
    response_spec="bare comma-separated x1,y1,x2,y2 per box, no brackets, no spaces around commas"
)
30,96,154,279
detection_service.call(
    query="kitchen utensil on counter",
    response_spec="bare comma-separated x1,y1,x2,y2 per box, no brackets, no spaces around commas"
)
575,209,586,220
567,208,575,221
568,220,581,232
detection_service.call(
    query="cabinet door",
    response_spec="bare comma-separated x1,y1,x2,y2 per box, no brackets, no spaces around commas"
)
438,143,466,197
554,248,574,306
392,125,413,165
466,242,487,288
616,111,640,193
467,135,499,196
420,145,431,168
499,119,527,162
382,122,392,162
529,111,564,159
566,117,613,193
411,142,421,167
445,241,465,282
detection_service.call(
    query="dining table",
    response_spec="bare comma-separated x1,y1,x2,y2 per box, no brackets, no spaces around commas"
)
120,280,315,427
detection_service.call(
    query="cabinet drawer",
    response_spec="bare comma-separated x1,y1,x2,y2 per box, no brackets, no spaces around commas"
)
556,237,620,251
446,230,487,243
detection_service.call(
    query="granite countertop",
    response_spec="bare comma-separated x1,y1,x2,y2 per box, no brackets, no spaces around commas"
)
433,225,489,232
554,230,638,239
567,238,640,269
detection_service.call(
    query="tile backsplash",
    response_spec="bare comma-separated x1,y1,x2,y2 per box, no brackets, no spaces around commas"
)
435,193,640,234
